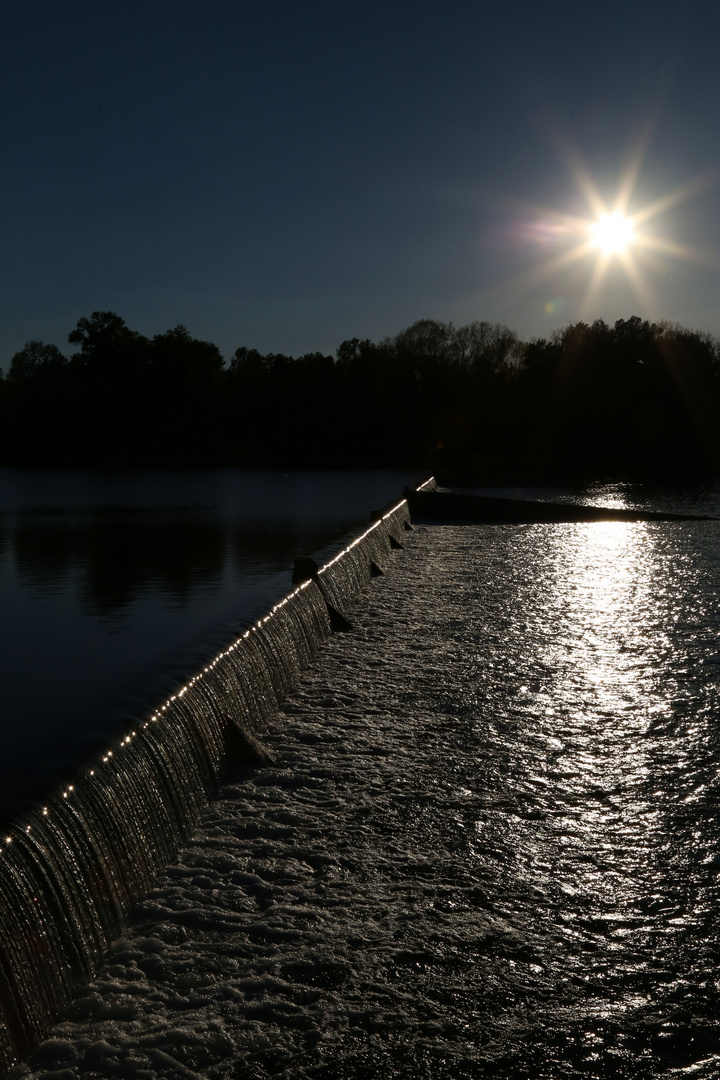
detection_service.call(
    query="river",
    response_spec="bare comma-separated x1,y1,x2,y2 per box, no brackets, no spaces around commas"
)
10,478,720,1077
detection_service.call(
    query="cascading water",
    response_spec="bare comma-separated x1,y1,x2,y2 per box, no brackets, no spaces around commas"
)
0,497,413,1075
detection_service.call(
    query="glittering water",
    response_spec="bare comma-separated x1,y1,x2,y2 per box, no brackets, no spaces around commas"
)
16,507,720,1079
454,520,720,1076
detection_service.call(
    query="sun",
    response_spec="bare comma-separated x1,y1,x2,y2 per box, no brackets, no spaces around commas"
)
496,145,719,320
590,211,635,256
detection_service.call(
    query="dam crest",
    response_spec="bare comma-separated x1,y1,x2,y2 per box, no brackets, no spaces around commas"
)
0,495,419,1074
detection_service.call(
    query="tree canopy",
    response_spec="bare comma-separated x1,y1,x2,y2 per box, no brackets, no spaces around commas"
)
1,311,719,479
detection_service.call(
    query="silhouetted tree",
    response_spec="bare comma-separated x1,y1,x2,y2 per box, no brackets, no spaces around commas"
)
3,310,720,476
68,311,149,376
149,325,223,385
7,341,68,382
511,315,720,480
1,341,72,464
228,346,271,382
145,326,224,465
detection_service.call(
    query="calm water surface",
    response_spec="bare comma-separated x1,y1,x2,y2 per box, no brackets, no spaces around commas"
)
0,468,421,816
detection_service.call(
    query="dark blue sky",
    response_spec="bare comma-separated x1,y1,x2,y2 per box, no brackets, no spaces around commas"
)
2,0,719,363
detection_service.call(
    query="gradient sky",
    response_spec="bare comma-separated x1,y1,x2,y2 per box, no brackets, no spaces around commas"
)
2,0,719,364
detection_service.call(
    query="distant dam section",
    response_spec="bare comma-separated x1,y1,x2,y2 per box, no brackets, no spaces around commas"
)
407,486,716,523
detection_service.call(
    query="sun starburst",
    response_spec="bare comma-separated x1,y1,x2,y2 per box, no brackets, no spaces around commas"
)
491,142,719,322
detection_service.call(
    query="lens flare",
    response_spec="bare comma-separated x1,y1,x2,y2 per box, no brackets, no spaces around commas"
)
490,137,719,321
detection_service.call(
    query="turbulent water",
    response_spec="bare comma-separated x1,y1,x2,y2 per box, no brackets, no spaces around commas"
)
16,509,720,1079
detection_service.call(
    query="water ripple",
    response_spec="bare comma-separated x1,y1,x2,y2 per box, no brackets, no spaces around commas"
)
21,520,720,1078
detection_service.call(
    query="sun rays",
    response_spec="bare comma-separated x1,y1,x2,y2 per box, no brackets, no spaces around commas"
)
492,142,719,324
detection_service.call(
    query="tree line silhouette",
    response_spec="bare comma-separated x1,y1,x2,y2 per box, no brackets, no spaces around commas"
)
1,310,719,479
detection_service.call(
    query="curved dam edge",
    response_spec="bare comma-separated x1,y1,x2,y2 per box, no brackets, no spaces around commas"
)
0,493,420,1075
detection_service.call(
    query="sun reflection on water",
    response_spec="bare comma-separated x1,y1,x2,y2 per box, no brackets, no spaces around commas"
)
463,514,720,1058
550,525,659,733
460,516,720,1059
509,521,679,915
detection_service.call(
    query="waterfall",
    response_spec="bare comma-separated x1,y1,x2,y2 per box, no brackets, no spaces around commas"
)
0,496,414,1075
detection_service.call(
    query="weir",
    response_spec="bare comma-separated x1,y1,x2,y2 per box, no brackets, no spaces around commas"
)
0,494,421,1075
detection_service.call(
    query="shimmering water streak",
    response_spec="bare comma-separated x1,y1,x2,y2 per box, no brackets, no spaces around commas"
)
0,498,413,1073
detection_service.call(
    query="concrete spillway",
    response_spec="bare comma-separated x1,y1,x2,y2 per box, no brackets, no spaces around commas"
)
0,499,412,1075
